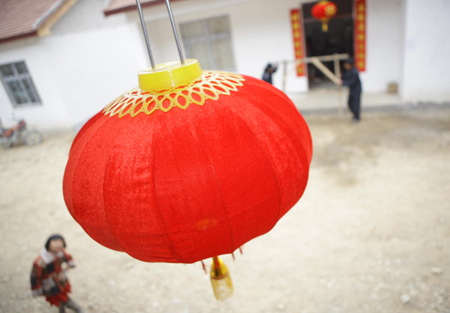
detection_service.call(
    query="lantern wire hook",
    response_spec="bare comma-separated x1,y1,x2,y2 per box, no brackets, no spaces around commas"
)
135,0,156,70
164,0,185,65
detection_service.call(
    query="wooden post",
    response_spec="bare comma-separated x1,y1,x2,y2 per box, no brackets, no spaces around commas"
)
310,57,340,85
334,53,344,116
282,61,288,93
333,53,341,78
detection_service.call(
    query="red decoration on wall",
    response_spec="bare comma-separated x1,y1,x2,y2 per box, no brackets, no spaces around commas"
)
291,9,307,77
63,75,313,264
354,0,366,72
311,1,338,32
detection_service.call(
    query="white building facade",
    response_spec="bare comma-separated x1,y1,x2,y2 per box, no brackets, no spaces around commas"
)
0,0,448,130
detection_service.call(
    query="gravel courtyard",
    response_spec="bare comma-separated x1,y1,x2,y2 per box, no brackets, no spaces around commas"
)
0,107,449,313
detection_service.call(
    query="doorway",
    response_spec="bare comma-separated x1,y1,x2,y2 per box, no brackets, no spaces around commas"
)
302,0,354,89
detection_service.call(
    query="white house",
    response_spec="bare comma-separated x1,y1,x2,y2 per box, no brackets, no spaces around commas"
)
0,0,449,131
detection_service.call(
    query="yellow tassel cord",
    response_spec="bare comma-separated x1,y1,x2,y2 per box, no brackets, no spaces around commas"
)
210,257,234,300
322,22,329,32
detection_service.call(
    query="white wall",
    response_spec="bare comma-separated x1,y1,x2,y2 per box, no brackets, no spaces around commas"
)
0,39,71,129
44,25,145,126
0,0,147,130
361,0,405,93
402,0,450,102
47,0,148,125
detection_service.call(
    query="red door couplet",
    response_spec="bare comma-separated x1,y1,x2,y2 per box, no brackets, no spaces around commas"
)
354,0,366,72
291,9,307,77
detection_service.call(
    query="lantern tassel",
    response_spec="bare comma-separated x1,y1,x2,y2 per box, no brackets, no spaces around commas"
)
201,260,207,274
210,256,234,301
322,22,329,32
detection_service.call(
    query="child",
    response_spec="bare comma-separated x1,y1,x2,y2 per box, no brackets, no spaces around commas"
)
30,234,84,313
339,58,362,122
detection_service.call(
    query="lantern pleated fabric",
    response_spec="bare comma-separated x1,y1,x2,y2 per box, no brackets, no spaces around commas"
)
63,62,312,264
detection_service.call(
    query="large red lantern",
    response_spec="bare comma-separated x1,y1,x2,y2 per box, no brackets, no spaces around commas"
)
63,0,312,301
63,60,312,263
311,0,338,32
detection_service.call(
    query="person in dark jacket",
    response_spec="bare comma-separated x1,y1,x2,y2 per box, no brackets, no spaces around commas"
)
339,59,362,122
262,63,278,85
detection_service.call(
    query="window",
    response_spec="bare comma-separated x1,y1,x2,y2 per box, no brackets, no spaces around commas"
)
180,16,236,72
0,61,41,108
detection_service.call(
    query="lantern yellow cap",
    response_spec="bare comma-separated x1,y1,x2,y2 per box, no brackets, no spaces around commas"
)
138,59,203,92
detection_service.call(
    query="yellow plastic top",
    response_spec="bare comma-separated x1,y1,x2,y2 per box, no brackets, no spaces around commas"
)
138,59,203,92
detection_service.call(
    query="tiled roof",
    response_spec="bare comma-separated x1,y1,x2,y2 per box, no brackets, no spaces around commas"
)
104,0,184,16
0,0,76,44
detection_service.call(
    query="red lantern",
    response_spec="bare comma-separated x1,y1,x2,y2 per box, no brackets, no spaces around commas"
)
311,0,338,32
63,59,312,265
63,0,313,300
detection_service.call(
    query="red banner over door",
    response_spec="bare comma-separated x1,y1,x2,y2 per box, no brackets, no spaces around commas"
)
354,0,366,72
291,9,307,77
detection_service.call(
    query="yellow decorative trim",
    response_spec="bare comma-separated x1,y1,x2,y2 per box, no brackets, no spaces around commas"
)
103,71,245,118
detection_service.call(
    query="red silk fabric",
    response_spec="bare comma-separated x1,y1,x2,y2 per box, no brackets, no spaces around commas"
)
63,75,312,264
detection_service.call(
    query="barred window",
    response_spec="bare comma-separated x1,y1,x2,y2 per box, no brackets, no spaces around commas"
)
0,61,41,108
180,16,236,72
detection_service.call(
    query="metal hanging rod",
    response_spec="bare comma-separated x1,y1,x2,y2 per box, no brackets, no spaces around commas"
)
135,0,186,69
135,0,156,69
165,0,185,65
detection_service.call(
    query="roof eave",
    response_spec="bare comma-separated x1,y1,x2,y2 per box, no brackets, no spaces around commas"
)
0,32,39,45
103,0,183,17
0,0,78,45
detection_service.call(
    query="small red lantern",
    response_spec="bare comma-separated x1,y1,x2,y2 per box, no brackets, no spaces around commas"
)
311,0,338,32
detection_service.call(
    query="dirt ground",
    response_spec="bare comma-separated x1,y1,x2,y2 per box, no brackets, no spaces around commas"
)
1,107,449,313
